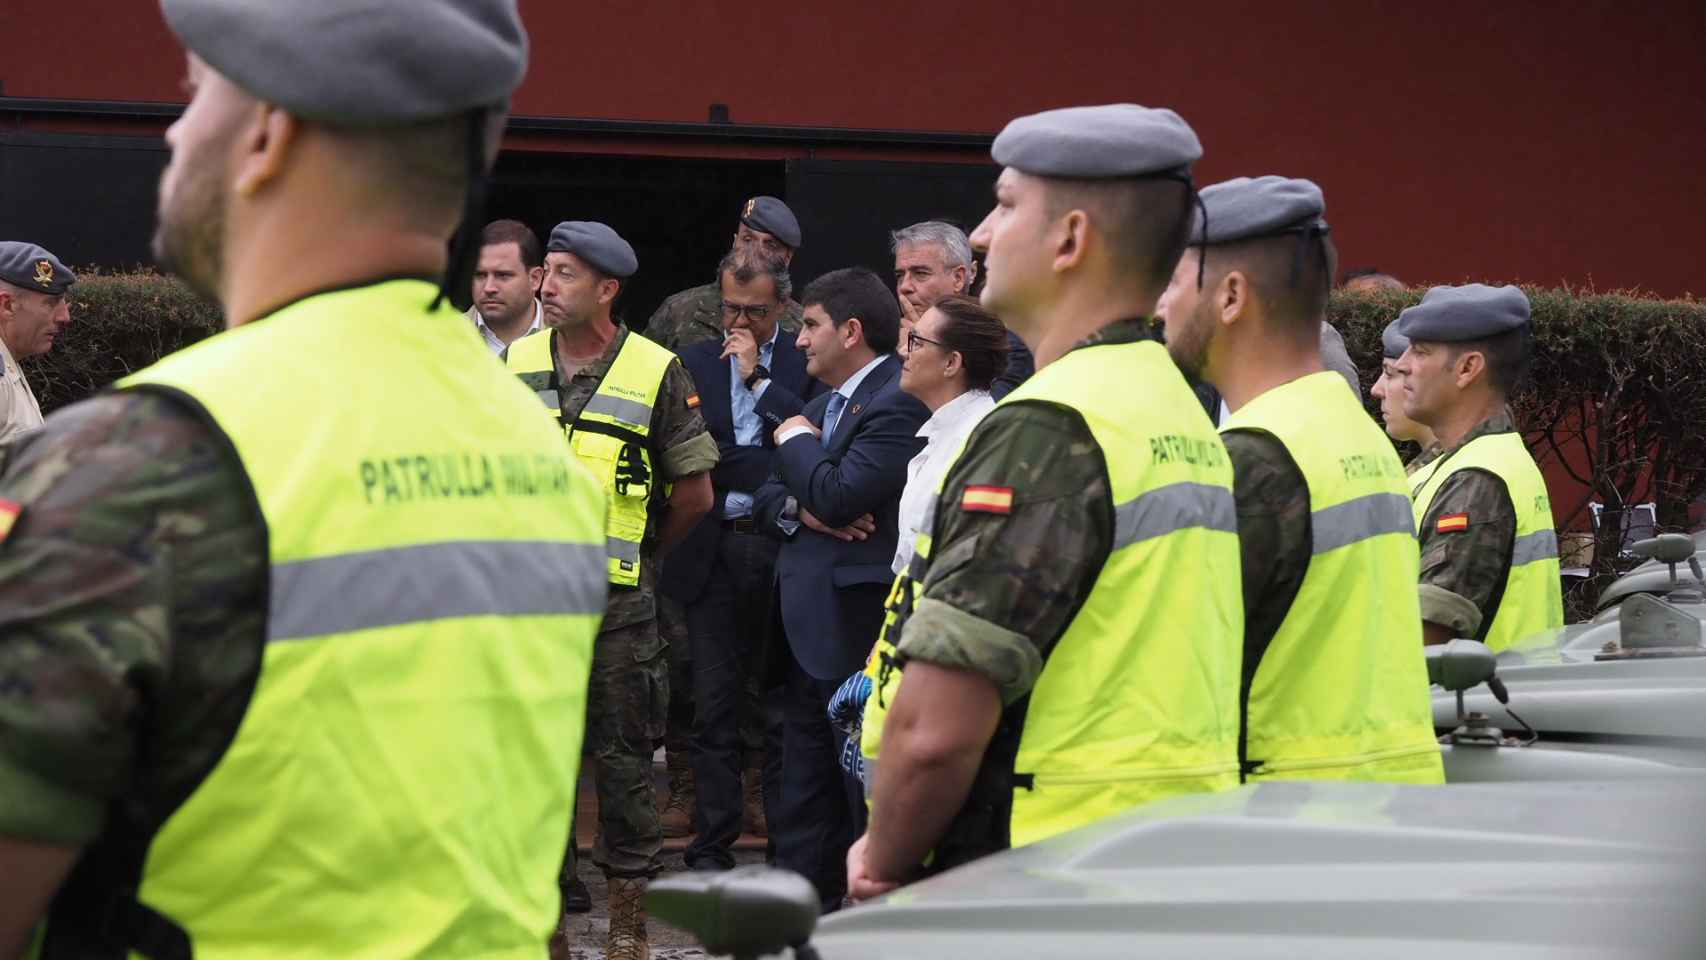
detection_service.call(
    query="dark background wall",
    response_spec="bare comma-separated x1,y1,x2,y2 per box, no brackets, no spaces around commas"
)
2,1,1702,298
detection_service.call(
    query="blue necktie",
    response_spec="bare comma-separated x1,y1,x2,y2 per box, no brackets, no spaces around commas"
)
822,393,848,448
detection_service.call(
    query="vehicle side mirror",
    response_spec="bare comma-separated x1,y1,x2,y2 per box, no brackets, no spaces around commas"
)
648,866,820,960
1632,533,1696,566
1425,639,1497,692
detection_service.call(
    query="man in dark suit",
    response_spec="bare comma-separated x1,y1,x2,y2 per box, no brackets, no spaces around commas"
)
667,252,822,871
753,267,929,911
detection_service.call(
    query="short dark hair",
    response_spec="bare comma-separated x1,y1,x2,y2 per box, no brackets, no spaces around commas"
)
481,219,543,268
927,295,1010,392
799,267,901,354
1045,176,1195,291
1452,326,1532,396
717,249,793,302
1200,232,1339,333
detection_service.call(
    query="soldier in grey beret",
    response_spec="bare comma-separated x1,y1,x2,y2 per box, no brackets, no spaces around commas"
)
1395,282,1561,652
645,195,806,351
1369,318,1441,473
0,242,76,444
850,104,1246,897
1153,175,1443,788
519,210,718,959
0,3,620,957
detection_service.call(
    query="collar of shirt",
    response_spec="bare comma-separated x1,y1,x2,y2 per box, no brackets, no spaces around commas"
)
555,323,628,385
918,388,994,440
1441,407,1520,457
473,299,543,353
835,352,890,403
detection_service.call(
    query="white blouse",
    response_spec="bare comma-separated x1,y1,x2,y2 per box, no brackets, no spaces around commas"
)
892,389,997,575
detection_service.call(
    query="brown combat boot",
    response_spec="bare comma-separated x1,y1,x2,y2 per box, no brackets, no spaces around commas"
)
742,762,767,838
659,747,696,838
605,877,649,960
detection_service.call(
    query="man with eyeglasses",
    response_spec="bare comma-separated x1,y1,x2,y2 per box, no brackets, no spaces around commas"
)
646,196,806,352
666,250,823,873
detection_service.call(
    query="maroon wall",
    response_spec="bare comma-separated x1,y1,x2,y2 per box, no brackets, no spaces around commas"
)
5,1,1702,296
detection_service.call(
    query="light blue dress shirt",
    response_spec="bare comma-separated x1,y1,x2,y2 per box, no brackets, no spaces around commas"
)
722,327,777,519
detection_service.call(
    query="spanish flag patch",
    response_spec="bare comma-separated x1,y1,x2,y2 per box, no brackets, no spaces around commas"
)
0,499,20,545
961,485,1015,515
686,394,701,409
1436,513,1470,533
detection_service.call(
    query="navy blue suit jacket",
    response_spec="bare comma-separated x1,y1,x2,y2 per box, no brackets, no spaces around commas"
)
661,332,822,605
753,354,930,679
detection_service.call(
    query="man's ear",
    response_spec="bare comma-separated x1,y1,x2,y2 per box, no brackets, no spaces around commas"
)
842,316,865,349
1051,209,1089,274
597,278,620,307
1454,348,1487,388
232,103,297,197
1218,270,1249,327
948,263,971,294
528,265,545,295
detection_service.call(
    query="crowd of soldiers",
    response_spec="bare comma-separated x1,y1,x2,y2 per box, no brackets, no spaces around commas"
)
0,1,1567,958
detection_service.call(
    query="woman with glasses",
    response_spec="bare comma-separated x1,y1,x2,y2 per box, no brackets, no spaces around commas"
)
891,294,1010,575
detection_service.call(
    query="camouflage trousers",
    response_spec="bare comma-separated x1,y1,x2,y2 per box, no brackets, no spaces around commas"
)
563,616,669,882
659,595,695,762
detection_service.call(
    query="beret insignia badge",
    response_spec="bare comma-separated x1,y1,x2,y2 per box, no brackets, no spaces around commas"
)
743,198,757,218
34,260,54,286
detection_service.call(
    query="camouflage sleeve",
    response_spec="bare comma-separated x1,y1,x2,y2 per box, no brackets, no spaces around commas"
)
1416,467,1518,637
0,392,266,845
652,359,718,481
1223,429,1312,666
895,402,1113,705
778,299,804,336
642,295,684,352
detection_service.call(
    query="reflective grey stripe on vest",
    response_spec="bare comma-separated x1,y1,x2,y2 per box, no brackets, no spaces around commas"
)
583,393,653,430
270,540,607,641
1511,529,1559,566
607,535,642,565
536,389,561,410
1113,481,1237,551
1310,492,1417,555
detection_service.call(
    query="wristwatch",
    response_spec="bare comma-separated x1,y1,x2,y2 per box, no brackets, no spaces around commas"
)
744,365,770,389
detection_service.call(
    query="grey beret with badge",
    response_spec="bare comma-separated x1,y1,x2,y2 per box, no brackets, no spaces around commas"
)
739,196,801,249
1381,319,1411,359
1189,176,1327,246
1396,283,1531,343
0,242,76,296
991,103,1202,179
548,222,638,279
159,0,527,125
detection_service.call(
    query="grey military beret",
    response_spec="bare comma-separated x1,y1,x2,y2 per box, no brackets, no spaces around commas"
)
548,222,638,279
160,0,527,125
1396,284,1531,343
991,103,1202,179
1190,176,1327,246
1381,319,1410,359
740,196,801,249
0,242,76,295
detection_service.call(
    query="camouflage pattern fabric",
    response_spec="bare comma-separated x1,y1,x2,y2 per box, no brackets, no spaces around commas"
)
1220,429,1311,689
657,592,695,765
643,282,803,353
1414,412,1522,639
581,616,670,879
1405,442,1443,476
0,392,266,844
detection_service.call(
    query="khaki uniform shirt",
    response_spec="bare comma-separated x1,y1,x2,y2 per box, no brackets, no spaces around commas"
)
0,336,45,445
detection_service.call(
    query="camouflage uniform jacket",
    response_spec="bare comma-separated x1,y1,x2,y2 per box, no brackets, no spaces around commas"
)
540,325,718,633
643,281,803,353
0,392,266,846
1405,442,1443,476
1219,429,1310,697
1412,411,1522,639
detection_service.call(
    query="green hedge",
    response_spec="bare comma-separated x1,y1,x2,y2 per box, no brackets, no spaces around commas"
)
21,269,223,415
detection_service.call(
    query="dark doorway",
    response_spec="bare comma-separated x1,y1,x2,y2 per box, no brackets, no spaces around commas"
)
0,132,168,270
484,152,785,333
785,159,997,292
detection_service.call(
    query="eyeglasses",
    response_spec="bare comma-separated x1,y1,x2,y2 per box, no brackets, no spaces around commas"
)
906,330,946,352
721,302,772,321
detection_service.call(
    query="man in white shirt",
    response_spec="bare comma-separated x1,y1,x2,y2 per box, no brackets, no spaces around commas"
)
469,219,543,354
891,221,1033,398
0,242,76,445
